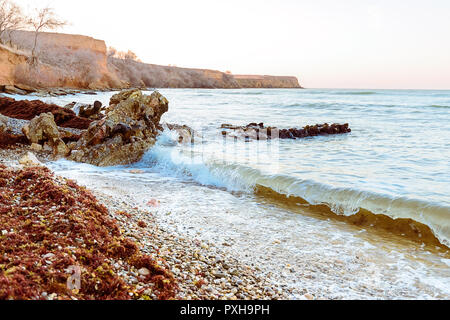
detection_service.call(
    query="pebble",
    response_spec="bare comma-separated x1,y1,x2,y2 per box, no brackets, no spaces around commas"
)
138,268,150,276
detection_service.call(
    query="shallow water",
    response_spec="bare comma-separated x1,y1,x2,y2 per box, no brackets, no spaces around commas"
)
10,88,450,298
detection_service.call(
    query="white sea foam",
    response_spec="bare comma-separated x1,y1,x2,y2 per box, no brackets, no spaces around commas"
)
137,129,450,247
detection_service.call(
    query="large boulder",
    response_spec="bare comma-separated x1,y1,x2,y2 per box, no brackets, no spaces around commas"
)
23,113,69,156
68,89,169,167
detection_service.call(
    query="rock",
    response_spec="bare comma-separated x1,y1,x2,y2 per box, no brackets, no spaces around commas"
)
43,253,55,259
30,143,43,152
0,114,7,133
24,113,69,156
220,122,351,140
1,85,27,95
300,293,314,300
71,101,103,120
47,293,58,300
43,143,53,152
68,89,169,166
14,84,37,93
64,102,77,110
21,123,30,137
59,130,81,144
138,268,150,276
19,152,42,166
166,124,195,144
213,271,226,279
66,142,77,150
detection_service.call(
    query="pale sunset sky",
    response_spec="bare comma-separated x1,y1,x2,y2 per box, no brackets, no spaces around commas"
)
15,0,450,89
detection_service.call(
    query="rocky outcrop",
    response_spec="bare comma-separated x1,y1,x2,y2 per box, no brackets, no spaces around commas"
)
68,89,169,166
221,123,351,140
22,113,69,156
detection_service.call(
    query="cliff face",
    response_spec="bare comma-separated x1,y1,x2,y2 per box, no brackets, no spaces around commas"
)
3,30,107,55
0,31,302,90
109,60,302,89
0,45,27,86
2,30,118,90
234,75,302,88
109,58,241,89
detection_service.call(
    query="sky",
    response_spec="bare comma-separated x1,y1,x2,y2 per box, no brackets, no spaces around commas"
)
14,0,450,89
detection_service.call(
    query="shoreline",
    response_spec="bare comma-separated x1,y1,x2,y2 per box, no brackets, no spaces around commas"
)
2,142,450,300
0,147,303,300
1,86,305,99
1,88,449,300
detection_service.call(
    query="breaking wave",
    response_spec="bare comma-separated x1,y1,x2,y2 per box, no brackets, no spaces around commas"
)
140,134,450,248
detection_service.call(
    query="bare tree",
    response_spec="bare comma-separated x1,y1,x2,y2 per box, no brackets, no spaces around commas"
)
107,46,117,58
124,50,138,61
28,6,67,65
0,0,25,45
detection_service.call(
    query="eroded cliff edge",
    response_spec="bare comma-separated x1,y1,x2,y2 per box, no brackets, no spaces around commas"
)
0,31,302,91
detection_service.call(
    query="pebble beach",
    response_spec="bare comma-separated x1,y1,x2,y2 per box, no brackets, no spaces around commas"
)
0,147,304,300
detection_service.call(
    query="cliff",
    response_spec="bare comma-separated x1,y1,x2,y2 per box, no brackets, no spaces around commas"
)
0,31,302,90
0,44,27,86
234,75,302,89
108,58,241,89
3,30,107,55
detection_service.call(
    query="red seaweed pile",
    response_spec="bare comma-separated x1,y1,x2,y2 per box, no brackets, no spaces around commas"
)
0,132,28,148
0,165,177,300
0,97,92,130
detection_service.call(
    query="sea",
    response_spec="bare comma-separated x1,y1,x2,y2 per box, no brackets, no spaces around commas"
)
8,88,450,299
